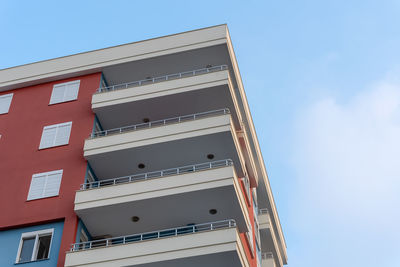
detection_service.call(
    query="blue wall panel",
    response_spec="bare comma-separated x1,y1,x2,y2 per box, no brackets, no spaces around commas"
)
0,221,64,266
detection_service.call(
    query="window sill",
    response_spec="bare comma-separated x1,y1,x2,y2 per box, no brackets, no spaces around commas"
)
15,258,50,265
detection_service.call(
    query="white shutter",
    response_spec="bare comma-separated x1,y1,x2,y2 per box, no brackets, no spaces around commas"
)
49,85,66,104
27,170,63,200
49,80,80,104
43,171,62,197
27,174,46,200
39,126,57,149
64,81,80,102
39,122,72,149
0,93,13,114
54,122,72,146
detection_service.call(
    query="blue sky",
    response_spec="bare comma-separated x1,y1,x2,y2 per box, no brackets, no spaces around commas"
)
1,1,400,266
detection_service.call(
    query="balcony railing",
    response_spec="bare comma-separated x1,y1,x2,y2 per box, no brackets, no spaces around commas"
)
80,159,233,190
70,219,236,252
262,252,274,259
259,208,269,215
97,65,228,93
90,108,230,138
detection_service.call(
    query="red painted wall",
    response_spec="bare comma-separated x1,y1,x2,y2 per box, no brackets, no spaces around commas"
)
0,73,101,266
239,179,258,267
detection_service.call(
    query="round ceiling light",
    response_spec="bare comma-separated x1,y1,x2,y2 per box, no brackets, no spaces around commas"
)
209,209,217,215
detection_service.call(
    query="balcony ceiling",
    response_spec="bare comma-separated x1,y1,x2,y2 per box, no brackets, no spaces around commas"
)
102,45,236,88
87,131,244,180
78,185,247,237
94,84,241,131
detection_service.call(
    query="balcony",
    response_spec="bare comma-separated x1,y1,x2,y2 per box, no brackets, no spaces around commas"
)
261,252,276,267
74,160,250,238
93,65,243,131
84,109,246,180
65,220,249,267
258,209,282,267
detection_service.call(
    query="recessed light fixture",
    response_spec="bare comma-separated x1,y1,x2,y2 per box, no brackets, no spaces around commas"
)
131,216,140,222
138,163,145,169
142,118,150,123
207,154,215,160
209,209,217,215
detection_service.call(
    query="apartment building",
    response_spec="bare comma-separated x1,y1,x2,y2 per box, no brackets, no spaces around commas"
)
0,25,287,267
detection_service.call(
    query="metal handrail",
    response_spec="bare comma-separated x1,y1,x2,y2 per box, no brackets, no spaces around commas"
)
80,159,233,190
90,108,230,138
259,208,269,215
70,219,236,252
97,65,228,93
262,252,274,259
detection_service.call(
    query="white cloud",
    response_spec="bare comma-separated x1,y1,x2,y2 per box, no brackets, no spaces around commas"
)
290,72,400,266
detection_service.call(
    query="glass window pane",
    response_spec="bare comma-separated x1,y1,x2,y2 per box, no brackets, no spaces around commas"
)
36,235,51,260
19,237,35,262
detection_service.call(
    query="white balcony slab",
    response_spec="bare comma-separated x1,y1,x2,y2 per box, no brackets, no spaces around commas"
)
64,227,249,267
75,166,250,237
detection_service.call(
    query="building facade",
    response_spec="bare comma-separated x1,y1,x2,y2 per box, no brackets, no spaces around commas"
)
0,25,287,267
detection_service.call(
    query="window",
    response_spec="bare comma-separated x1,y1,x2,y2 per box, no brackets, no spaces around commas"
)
27,170,63,200
16,229,54,263
0,93,13,114
39,122,72,149
49,80,80,105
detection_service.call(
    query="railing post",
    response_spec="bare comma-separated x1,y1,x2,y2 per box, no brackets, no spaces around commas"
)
123,237,126,244
106,240,109,247
211,223,213,230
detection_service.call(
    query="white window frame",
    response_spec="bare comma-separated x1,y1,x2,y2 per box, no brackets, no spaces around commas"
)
15,228,54,263
49,80,80,105
27,170,63,201
39,121,72,149
0,93,13,114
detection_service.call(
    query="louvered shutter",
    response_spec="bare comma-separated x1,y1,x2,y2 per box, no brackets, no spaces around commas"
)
39,126,57,149
0,93,13,114
43,171,62,197
49,85,66,104
27,174,46,200
27,170,63,200
64,82,80,102
54,122,72,146
49,80,80,104
39,122,72,149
